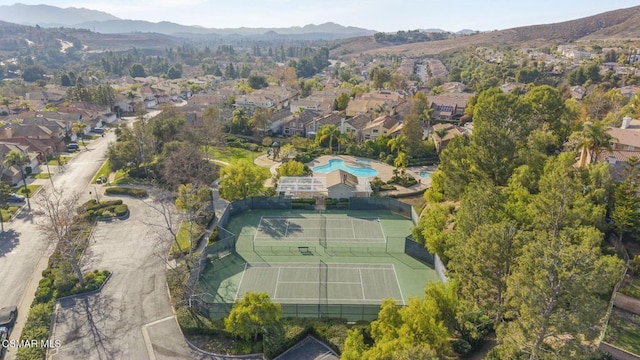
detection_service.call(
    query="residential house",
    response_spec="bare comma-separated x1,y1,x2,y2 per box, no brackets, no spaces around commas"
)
428,93,474,121
569,85,587,101
618,85,640,100
304,113,343,139
577,117,640,178
0,142,40,185
360,115,401,141
235,87,297,112
431,123,469,153
442,82,467,93
281,110,321,137
500,82,526,93
345,91,406,117
326,170,372,198
344,113,372,140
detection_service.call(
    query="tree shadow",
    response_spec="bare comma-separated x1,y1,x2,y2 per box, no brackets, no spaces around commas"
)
0,229,19,257
56,293,124,360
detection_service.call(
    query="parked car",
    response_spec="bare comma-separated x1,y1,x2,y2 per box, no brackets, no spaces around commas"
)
0,306,17,330
0,326,7,358
7,194,25,203
66,143,79,150
91,127,104,134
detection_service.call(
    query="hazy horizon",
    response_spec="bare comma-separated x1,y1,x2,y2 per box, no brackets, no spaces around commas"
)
0,0,639,32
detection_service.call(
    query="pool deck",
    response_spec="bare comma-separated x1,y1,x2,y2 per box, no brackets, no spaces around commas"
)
310,155,431,195
254,154,432,195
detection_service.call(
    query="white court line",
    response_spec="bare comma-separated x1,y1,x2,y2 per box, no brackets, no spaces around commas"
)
234,263,249,301
351,220,356,239
272,297,388,302
274,267,281,299
378,218,387,243
392,265,405,305
358,268,366,299
267,265,395,270
254,216,264,244
284,221,289,237
277,280,362,285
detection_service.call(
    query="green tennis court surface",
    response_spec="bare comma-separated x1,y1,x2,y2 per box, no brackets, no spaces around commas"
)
235,263,404,305
254,216,386,243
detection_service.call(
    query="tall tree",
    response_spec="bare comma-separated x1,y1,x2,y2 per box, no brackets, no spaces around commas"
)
401,114,424,158
611,157,640,242
224,292,282,341
498,228,623,359
219,160,267,201
34,189,86,286
175,184,211,255
449,221,521,323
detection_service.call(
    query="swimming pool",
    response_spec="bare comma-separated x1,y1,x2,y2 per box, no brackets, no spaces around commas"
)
420,171,431,179
313,159,379,177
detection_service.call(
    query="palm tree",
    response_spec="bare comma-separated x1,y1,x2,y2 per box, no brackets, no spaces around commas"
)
72,122,88,147
387,135,406,157
394,151,408,175
316,124,340,153
4,150,31,211
579,121,616,163
1,97,11,114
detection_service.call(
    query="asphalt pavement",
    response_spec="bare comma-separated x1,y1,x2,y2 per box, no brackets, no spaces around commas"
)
0,120,191,360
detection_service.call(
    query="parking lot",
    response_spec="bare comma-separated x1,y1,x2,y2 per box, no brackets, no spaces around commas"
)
48,190,191,359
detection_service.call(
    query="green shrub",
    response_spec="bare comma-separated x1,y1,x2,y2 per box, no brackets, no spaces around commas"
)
630,255,640,276
105,187,148,198
34,277,54,303
113,204,128,216
208,227,219,245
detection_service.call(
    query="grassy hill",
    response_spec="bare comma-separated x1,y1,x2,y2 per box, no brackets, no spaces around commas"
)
331,5,640,59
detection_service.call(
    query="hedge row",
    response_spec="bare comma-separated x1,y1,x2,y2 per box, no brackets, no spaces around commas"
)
105,186,148,198
81,199,128,220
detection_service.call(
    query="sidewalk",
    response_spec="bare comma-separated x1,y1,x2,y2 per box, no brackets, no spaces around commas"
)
196,180,229,254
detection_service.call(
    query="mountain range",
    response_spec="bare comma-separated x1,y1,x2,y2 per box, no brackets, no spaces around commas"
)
0,3,376,38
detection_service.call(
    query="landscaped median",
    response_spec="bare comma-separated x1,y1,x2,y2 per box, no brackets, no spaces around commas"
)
104,186,148,198
16,218,110,360
80,199,129,221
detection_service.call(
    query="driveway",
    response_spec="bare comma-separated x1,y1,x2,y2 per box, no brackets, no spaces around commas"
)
49,195,191,359
0,130,117,360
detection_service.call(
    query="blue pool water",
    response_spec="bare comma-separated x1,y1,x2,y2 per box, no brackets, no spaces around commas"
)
313,159,378,177
420,171,431,179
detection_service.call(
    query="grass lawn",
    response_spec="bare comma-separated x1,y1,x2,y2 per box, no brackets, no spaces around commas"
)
208,146,270,179
605,309,640,355
207,146,264,164
172,221,203,255
91,160,111,184
33,172,52,179
1,206,21,221
15,184,41,197
48,155,71,166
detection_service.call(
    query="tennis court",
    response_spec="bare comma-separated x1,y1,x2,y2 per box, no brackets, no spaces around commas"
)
235,262,405,305
254,215,386,243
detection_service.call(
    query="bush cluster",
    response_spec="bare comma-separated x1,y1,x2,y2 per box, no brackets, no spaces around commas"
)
105,186,148,198
388,174,418,187
18,267,111,360
81,199,129,220
224,136,262,152
324,198,349,209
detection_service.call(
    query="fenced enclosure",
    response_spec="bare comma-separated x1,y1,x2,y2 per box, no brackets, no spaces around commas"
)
192,195,444,321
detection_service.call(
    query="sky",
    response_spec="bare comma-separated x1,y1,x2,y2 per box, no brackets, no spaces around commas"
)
2,0,640,32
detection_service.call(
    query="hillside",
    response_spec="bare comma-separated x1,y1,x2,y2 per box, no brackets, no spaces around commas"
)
332,5,640,59
0,3,118,27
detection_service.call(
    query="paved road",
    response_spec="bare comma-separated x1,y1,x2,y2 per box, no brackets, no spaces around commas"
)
49,197,190,360
0,130,116,360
